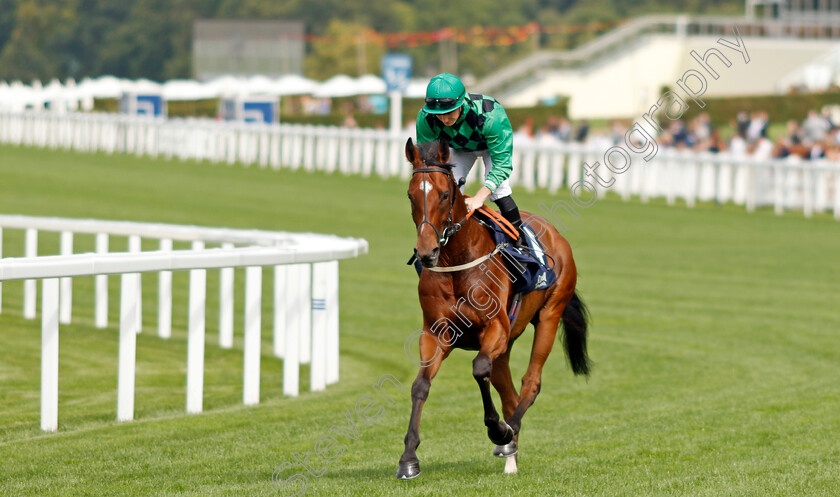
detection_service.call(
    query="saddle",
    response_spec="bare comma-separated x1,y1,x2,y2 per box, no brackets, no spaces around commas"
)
469,206,558,296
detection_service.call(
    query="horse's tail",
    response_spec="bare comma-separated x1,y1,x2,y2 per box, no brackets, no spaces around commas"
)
561,291,591,376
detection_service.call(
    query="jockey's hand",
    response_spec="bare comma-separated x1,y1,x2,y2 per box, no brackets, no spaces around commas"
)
464,186,493,212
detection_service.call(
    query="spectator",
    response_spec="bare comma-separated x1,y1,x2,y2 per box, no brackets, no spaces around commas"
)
746,111,768,143
802,109,829,144
575,120,589,142
669,120,693,148
824,128,840,160
341,113,358,128
707,129,726,153
821,107,836,131
736,110,750,137
516,117,535,139
609,120,624,146
536,123,560,145
544,116,560,139
750,134,774,160
728,120,748,158
694,113,713,141
773,120,805,158
556,117,573,142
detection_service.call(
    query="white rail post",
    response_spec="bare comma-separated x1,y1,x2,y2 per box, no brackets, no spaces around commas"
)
326,260,340,385
311,262,328,392
219,242,234,349
0,227,3,313
95,233,109,328
745,164,756,213
685,157,697,208
803,168,814,218
299,263,312,365
186,240,206,414
41,278,60,432
128,235,142,333
157,238,173,339
665,157,675,206
284,264,301,397
834,172,840,220
273,264,286,358
117,272,138,422
59,231,73,324
243,266,262,405
774,165,784,215
24,228,38,319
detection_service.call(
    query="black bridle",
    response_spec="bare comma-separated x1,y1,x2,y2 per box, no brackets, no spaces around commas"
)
411,166,468,247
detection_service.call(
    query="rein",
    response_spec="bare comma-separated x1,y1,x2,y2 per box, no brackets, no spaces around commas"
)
410,166,503,273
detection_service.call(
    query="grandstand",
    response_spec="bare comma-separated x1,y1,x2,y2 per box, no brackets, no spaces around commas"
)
477,6,840,118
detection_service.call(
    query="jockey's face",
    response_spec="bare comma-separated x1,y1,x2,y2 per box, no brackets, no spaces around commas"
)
435,107,461,127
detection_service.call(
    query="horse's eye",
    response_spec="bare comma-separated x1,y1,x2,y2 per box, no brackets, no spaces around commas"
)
440,191,450,201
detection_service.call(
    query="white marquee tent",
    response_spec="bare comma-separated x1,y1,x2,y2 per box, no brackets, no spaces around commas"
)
0,73,431,112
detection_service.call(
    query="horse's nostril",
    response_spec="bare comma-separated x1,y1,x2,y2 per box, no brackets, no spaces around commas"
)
431,247,440,257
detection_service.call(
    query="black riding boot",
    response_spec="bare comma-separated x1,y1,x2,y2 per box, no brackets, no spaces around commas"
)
494,195,527,250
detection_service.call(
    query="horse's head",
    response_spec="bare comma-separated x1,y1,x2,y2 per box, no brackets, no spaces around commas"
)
405,137,462,268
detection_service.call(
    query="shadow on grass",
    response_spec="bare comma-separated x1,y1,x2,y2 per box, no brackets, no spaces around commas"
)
320,453,507,483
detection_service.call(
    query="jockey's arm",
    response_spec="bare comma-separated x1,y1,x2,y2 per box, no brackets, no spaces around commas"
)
482,106,514,194
465,105,513,212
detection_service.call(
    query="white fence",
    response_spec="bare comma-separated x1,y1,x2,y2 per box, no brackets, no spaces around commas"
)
0,215,368,432
1,111,839,218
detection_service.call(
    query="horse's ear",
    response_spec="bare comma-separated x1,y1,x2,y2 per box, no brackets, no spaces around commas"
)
405,138,419,166
437,138,450,164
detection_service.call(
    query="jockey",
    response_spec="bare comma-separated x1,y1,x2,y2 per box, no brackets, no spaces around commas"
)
416,73,526,249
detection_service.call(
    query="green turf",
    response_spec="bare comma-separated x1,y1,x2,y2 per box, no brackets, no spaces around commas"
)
0,144,838,497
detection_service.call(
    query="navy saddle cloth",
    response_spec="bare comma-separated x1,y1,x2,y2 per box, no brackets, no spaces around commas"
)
473,210,557,295
414,210,557,296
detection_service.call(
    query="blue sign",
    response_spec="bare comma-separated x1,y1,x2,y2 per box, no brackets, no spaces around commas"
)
136,95,164,116
221,98,277,124
120,93,166,117
242,101,276,123
382,54,412,93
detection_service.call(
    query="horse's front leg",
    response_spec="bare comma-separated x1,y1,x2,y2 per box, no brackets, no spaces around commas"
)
397,331,449,479
473,321,514,446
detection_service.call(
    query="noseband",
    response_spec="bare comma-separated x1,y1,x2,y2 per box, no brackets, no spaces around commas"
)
412,166,468,247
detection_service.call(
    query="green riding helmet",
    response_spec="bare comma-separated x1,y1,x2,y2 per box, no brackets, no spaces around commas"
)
423,73,466,114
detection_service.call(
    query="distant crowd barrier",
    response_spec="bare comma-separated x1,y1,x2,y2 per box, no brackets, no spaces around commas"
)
0,214,368,432
1,111,838,219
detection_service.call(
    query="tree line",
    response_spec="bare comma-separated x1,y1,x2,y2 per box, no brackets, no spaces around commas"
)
0,0,742,82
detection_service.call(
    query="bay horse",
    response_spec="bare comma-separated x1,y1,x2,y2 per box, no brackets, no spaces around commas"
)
397,138,591,479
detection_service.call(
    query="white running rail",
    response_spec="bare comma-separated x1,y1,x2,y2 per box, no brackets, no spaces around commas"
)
0,215,368,432
1,111,838,218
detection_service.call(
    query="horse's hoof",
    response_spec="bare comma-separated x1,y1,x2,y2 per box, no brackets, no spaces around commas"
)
493,439,518,458
489,421,515,446
396,460,421,480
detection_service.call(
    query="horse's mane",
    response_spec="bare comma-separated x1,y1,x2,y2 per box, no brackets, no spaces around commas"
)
417,141,454,170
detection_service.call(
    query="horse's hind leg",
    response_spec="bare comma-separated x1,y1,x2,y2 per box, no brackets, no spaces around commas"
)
505,313,561,435
490,350,520,458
